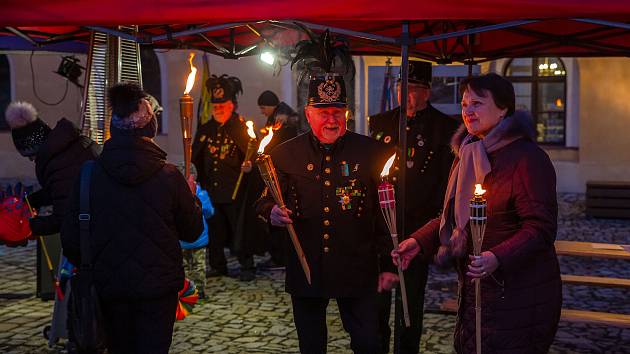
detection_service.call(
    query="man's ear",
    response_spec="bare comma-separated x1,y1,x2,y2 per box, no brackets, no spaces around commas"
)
304,106,312,124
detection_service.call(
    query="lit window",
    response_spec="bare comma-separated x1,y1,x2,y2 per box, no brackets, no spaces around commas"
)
505,57,566,145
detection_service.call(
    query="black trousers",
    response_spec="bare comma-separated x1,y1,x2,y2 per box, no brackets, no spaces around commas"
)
291,295,381,354
377,257,429,354
207,203,253,272
100,293,178,354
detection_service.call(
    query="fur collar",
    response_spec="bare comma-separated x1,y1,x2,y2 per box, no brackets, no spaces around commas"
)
451,110,536,155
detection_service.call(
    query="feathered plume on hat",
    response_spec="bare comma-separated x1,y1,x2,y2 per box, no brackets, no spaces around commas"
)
291,26,354,107
205,74,243,104
5,101,51,157
290,25,355,84
5,101,38,129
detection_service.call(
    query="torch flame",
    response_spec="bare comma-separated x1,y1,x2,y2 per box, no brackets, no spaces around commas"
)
183,52,197,95
380,153,396,178
246,121,256,139
474,184,486,196
257,129,274,154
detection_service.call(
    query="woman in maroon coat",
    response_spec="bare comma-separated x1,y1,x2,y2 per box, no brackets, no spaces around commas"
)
394,73,562,353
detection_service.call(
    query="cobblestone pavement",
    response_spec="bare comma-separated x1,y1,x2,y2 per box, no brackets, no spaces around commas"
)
1,194,629,353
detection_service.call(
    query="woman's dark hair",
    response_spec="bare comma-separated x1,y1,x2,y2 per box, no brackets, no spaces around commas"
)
107,82,147,118
460,73,515,117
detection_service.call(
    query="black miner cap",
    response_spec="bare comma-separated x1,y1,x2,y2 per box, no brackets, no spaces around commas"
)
206,74,243,104
307,73,347,107
399,60,433,87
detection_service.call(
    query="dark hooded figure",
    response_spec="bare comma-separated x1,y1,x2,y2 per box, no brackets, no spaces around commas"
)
62,82,203,354
5,101,100,237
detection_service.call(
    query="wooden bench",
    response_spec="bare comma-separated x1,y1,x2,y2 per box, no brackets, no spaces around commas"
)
586,181,630,219
437,240,630,327
438,301,630,328
560,274,630,288
555,240,630,260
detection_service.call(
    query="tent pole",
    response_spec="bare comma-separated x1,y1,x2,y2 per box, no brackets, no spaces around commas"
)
85,26,138,42
414,20,537,44
574,18,630,31
394,20,410,354
285,20,398,44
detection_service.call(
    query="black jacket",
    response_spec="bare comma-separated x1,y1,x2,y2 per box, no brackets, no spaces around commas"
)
62,136,203,300
30,118,100,236
369,104,460,233
192,113,250,204
256,132,395,298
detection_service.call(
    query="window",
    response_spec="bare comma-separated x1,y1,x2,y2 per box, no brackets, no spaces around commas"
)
504,57,567,145
140,47,163,134
0,54,11,131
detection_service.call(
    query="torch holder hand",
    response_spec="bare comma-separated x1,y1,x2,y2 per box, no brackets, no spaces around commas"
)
255,154,311,285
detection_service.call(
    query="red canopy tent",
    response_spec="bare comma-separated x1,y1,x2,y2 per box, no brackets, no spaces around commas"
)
2,0,630,61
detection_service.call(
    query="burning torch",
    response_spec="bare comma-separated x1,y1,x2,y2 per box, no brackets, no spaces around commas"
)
378,153,411,327
470,183,487,354
179,52,197,178
255,130,311,284
231,121,258,200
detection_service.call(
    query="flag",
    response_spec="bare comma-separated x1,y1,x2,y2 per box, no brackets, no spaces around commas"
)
197,53,212,128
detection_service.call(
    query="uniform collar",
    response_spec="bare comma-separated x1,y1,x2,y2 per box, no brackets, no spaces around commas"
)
308,130,348,155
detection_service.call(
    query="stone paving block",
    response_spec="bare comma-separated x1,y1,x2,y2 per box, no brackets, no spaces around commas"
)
1,194,629,353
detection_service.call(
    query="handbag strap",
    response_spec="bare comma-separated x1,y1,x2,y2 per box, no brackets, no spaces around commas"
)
78,160,95,269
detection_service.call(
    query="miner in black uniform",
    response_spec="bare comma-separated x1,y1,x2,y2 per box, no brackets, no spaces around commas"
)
369,60,460,354
192,74,256,281
256,30,399,354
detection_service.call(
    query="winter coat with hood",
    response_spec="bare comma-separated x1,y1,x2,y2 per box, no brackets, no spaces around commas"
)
411,111,562,354
30,118,101,235
62,135,203,300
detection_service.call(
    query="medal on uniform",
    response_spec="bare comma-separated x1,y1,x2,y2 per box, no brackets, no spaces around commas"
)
383,136,392,144
417,134,425,147
340,161,349,176
375,132,384,141
407,147,415,168
335,180,364,211
353,164,359,172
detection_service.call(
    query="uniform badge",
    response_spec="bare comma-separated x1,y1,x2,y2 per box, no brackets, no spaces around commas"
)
335,180,364,211
416,134,425,147
212,86,225,100
317,76,342,103
200,134,207,142
375,132,384,141
307,163,314,171
340,161,349,176
383,136,392,144
353,164,359,172
339,195,352,210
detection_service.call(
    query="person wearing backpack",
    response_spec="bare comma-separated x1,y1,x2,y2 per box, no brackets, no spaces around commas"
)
62,82,203,354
